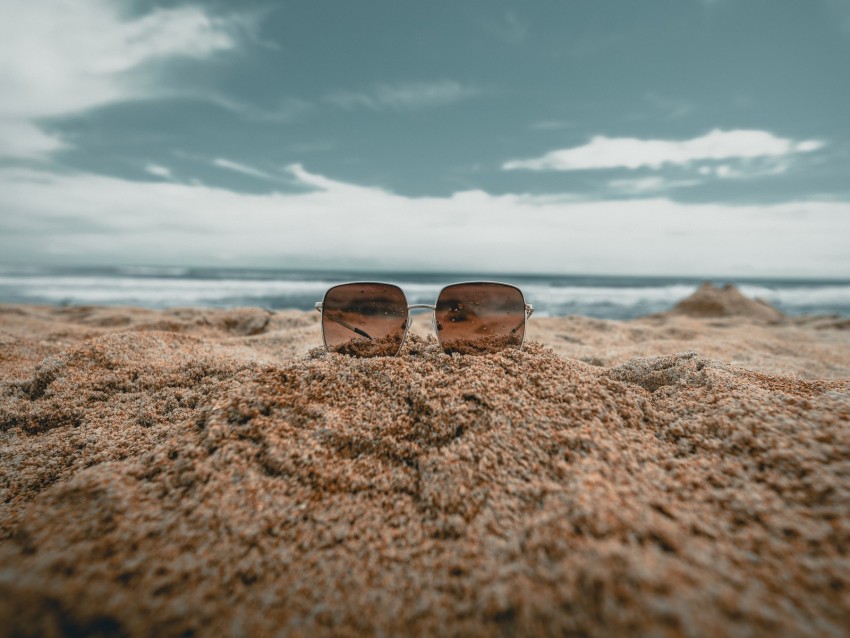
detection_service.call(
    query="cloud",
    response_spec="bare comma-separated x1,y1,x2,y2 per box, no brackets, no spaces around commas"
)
199,94,313,123
145,164,173,179
324,81,481,111
212,158,276,180
0,0,240,158
0,120,66,159
0,165,848,278
608,176,701,195
697,162,789,179
795,140,824,153
503,129,825,171
202,80,477,122
530,120,573,131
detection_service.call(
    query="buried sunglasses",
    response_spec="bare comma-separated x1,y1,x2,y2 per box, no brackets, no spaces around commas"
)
314,282,534,357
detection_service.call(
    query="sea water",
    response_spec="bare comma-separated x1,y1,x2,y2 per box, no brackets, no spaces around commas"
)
1,266,849,320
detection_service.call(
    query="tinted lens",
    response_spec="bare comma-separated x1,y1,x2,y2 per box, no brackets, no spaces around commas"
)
322,283,408,357
435,283,526,354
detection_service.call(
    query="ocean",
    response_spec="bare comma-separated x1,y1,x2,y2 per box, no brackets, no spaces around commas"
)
1,266,850,320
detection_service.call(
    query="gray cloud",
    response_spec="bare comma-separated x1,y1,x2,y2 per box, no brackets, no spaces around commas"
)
212,158,277,180
0,0,243,158
324,81,482,111
504,129,825,171
1,165,848,277
145,164,173,179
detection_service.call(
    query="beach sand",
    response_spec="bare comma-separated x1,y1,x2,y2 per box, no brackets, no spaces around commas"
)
1,284,849,636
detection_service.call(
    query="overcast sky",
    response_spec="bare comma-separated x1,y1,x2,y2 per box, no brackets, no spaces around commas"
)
1,0,849,277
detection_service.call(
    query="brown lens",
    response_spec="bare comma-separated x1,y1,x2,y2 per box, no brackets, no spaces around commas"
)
435,283,526,355
321,283,408,357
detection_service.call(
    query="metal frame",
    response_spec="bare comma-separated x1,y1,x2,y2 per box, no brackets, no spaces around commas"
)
315,281,534,356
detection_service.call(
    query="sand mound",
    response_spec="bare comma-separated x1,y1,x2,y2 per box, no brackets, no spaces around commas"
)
671,282,784,322
2,331,849,637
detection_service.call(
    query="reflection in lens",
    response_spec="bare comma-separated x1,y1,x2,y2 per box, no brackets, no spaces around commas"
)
322,283,408,357
435,283,526,354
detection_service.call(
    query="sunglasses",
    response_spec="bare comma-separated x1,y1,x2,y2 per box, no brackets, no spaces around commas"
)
314,281,534,357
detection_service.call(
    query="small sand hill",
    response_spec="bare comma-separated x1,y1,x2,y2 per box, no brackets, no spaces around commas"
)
670,282,784,322
1,322,849,637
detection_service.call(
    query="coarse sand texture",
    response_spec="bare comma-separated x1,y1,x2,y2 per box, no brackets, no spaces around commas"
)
1,292,849,637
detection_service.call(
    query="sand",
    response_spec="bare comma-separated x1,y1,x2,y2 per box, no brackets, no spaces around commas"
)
1,285,849,637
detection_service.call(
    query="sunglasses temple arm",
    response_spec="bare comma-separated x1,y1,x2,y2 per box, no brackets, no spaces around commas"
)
510,304,534,335
319,310,374,340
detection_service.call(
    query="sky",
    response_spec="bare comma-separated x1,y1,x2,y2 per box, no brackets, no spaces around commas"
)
0,0,849,277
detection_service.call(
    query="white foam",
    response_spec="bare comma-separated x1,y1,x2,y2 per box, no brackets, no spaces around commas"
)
1,274,849,317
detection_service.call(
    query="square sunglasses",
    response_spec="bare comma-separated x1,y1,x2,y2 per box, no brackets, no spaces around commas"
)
314,281,534,357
